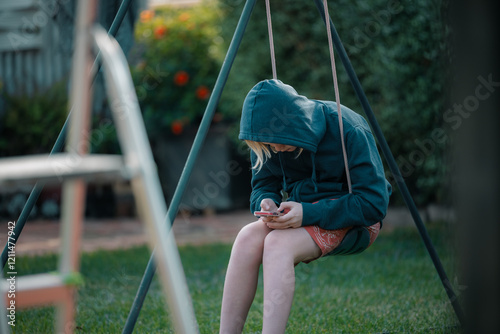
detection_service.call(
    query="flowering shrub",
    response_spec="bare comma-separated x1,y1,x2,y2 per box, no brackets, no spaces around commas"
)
131,1,225,137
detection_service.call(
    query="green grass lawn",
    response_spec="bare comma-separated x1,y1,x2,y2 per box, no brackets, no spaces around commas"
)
8,223,462,333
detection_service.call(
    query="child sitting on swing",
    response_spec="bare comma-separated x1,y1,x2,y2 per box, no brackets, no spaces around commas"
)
219,79,391,333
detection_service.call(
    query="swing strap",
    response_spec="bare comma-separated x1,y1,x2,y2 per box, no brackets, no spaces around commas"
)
264,0,352,193
322,0,366,256
323,0,352,194
265,0,277,80
265,0,366,257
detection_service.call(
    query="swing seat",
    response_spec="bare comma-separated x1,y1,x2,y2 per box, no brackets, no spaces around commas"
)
327,226,371,256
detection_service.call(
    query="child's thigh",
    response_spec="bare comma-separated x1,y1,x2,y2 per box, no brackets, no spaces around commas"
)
264,227,321,264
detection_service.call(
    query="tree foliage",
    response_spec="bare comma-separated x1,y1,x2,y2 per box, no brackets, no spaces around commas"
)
219,0,451,205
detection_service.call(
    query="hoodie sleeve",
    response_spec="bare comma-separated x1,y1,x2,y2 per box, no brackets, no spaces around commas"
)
301,125,391,230
249,152,283,213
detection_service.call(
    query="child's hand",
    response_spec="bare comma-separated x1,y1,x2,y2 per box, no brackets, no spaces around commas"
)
260,198,278,212
259,198,279,223
265,201,303,229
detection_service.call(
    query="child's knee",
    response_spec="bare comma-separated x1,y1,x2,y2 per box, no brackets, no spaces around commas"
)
233,221,269,254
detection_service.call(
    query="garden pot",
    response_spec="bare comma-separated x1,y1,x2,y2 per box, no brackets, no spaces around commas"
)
152,124,252,213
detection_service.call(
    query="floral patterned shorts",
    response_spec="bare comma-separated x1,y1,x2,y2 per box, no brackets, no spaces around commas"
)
304,222,381,258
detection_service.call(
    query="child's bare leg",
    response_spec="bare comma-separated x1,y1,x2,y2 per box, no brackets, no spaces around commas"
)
220,221,272,334
261,228,321,334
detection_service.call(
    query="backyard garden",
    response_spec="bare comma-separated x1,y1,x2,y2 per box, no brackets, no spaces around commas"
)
0,0,468,332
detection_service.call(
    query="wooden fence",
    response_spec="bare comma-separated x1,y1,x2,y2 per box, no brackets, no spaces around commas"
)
0,0,141,97
0,0,73,96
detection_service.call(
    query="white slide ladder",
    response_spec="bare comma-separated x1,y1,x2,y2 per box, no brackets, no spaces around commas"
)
0,1,198,333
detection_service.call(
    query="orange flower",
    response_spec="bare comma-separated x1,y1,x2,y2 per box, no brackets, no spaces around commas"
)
154,26,167,39
171,120,184,135
174,71,189,86
195,85,210,100
140,10,154,23
179,13,190,22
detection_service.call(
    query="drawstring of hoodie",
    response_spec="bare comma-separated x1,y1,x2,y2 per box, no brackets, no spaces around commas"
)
310,153,318,193
278,152,288,191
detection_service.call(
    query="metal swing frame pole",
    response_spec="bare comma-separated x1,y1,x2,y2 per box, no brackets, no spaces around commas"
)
121,0,257,332
313,0,465,326
0,0,135,269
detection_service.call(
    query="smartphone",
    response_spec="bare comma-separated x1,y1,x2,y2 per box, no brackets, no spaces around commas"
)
254,211,283,217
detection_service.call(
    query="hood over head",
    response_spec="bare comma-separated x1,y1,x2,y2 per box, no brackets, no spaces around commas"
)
239,80,326,153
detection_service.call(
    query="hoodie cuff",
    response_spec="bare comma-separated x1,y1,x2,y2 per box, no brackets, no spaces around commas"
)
301,202,322,226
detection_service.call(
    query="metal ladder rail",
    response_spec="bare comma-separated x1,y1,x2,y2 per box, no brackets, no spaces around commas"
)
0,1,198,333
0,1,100,332
0,0,135,269
92,24,198,333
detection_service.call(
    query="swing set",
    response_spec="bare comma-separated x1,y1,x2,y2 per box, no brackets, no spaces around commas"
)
0,0,464,332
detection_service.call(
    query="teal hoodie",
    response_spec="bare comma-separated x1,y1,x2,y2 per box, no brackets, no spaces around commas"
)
239,80,391,230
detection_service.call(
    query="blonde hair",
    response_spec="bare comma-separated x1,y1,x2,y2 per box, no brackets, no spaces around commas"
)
245,140,303,171
245,141,271,171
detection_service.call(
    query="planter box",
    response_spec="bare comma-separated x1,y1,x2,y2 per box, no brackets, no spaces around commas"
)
152,125,252,213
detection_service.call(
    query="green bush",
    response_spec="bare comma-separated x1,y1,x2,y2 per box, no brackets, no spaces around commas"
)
130,0,227,138
218,0,451,205
0,82,68,157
